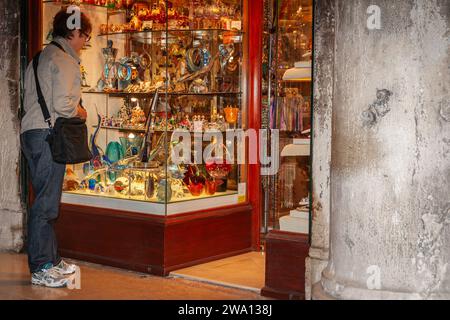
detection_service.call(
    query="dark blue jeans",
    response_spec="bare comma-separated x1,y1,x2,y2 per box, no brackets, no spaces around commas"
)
21,129,65,273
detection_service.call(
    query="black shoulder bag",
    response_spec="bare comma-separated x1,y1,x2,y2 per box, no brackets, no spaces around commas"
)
33,42,92,164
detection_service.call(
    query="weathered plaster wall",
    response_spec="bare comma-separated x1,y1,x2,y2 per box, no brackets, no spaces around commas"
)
306,0,335,300
0,1,23,252
315,0,449,299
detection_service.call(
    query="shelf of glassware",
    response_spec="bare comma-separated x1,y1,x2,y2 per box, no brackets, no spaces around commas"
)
98,29,244,36
83,90,242,97
62,189,241,215
43,0,127,12
97,29,244,44
61,153,245,215
92,126,233,133
43,0,128,18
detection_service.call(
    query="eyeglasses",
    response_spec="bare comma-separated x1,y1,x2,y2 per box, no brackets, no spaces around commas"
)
81,31,91,42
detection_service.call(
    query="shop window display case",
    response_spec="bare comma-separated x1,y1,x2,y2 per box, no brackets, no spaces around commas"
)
261,0,312,236
261,0,312,300
29,0,261,276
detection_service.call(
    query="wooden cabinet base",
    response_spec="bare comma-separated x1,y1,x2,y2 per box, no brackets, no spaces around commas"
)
262,230,309,300
55,203,253,276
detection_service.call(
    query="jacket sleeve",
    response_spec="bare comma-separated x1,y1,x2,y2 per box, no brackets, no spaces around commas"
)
50,53,80,118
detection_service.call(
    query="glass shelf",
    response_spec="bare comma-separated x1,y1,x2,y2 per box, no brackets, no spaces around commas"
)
43,1,124,9
94,126,228,133
98,29,244,37
43,1,127,16
83,90,242,97
94,125,145,133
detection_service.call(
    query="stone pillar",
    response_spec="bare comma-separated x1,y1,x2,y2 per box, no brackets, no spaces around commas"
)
305,0,335,300
0,0,23,251
313,0,450,299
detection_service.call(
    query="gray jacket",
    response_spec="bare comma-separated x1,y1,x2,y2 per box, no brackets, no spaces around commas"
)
21,37,81,134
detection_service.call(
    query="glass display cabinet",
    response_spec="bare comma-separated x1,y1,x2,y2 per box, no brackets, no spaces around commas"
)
261,0,312,236
32,0,260,276
261,0,312,300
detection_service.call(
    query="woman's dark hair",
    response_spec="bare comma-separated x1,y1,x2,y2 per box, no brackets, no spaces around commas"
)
52,6,92,39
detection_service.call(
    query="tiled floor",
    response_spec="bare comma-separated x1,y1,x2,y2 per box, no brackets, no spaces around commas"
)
0,252,270,300
171,251,266,292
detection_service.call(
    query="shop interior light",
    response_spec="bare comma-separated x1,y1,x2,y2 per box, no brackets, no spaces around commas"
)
282,60,312,82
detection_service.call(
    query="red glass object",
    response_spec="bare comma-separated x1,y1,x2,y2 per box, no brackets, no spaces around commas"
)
187,183,204,196
205,158,232,180
205,179,223,195
183,164,206,196
224,106,239,124
114,180,126,193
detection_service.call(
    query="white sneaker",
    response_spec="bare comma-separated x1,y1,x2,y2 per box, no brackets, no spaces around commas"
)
53,260,77,275
31,267,70,288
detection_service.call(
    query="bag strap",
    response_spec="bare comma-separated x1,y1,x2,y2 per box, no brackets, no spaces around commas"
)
50,41,65,53
32,51,52,129
33,41,73,129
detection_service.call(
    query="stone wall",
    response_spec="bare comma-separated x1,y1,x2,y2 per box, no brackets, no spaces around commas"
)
313,0,449,299
0,0,24,252
305,0,335,300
